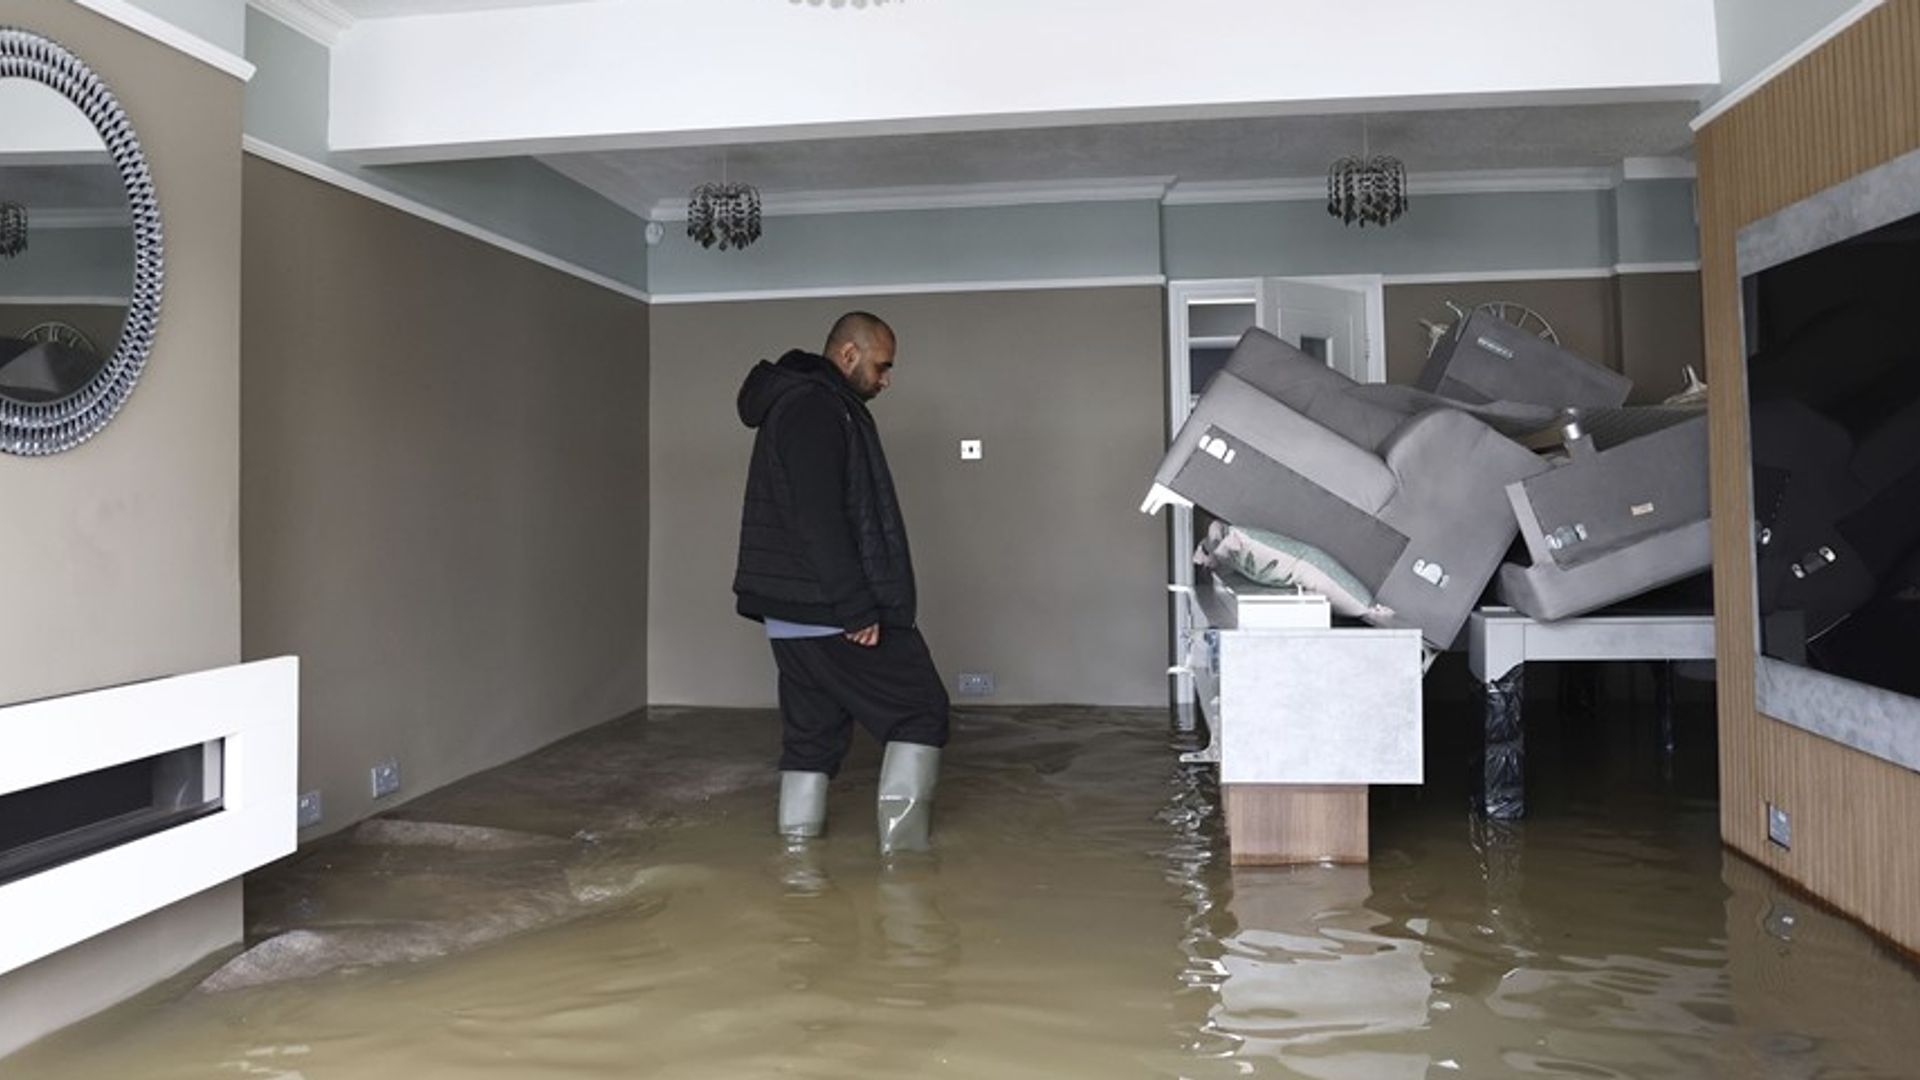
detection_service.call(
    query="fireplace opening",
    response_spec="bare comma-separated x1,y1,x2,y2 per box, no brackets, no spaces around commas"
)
0,741,224,886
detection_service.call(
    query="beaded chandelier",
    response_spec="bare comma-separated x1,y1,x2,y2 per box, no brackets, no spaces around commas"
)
686,181,762,251
1326,121,1407,228
0,201,25,259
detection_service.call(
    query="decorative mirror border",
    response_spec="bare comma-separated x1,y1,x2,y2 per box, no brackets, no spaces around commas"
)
0,26,162,456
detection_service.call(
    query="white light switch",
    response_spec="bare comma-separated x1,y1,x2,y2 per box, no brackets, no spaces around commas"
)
960,439,982,461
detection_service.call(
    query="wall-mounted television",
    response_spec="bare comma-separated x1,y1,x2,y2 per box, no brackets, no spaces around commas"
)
1741,145,1920,771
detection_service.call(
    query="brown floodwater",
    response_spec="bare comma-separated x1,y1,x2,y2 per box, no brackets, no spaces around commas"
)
7,684,1920,1078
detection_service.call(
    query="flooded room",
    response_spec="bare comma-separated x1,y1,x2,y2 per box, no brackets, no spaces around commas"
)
5,1,1920,1077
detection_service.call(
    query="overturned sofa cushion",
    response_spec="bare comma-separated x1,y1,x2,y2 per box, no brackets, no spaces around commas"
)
1198,522,1392,621
1497,519,1713,622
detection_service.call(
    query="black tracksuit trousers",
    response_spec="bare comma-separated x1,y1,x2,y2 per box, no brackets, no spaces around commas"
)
771,626,951,776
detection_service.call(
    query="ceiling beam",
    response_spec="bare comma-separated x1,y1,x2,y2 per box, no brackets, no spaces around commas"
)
328,0,1720,164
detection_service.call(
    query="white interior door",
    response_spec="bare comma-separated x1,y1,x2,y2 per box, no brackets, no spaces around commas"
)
1264,278,1376,384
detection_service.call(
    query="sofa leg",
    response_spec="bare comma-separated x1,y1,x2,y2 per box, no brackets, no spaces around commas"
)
1481,667,1526,819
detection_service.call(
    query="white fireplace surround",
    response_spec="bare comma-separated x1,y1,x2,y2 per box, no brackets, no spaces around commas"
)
0,658,298,977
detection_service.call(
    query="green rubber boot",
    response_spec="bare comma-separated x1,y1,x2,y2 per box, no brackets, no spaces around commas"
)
778,770,829,839
876,742,941,855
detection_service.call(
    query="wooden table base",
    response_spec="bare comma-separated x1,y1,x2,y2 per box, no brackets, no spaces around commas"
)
1223,783,1368,865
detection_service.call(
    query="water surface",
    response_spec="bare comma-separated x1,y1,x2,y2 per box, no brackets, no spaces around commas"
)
7,692,1919,1078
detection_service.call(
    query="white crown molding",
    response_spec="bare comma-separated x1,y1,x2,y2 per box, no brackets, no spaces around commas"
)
1381,267,1617,285
1164,167,1621,206
1379,262,1702,286
246,0,357,47
648,275,1167,306
70,0,255,81
1692,0,1886,131
1614,260,1701,275
242,137,651,303
1162,177,1326,205
648,176,1176,223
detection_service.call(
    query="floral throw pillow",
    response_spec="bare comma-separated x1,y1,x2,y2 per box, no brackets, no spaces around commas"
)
1196,522,1395,622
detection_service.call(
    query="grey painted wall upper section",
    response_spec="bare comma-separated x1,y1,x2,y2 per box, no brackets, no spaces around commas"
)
243,9,649,292
1615,179,1701,265
648,183,1700,297
1166,188,1638,280
649,200,1164,296
1712,0,1866,96
128,0,245,57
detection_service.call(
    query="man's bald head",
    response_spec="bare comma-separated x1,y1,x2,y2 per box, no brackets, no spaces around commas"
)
825,311,894,356
823,312,897,401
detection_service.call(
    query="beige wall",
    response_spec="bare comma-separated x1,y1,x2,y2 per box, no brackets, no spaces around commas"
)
1615,272,1707,403
1384,274,1704,402
0,0,244,1056
649,288,1169,708
0,0,242,708
241,158,651,836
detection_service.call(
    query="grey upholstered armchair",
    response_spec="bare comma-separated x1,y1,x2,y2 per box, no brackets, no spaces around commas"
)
1419,310,1632,409
1495,409,1712,621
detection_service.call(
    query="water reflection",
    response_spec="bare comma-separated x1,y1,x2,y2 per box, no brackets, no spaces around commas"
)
1211,865,1431,1079
7,704,1920,1079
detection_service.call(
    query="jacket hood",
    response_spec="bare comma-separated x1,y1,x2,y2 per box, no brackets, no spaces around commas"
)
737,349,849,428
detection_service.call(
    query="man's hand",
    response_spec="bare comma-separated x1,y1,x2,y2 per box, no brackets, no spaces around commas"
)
845,623,881,648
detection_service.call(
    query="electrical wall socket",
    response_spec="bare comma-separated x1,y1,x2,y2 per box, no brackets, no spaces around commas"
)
959,439,982,461
296,790,323,829
957,671,995,697
371,759,402,800
1767,801,1792,849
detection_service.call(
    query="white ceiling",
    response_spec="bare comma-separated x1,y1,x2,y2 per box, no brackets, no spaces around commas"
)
325,0,591,17
539,101,1698,218
327,0,902,16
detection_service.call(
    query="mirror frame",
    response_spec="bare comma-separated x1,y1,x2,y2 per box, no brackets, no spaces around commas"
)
0,26,162,456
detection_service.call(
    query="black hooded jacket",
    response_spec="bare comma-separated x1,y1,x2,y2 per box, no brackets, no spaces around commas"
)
733,350,918,630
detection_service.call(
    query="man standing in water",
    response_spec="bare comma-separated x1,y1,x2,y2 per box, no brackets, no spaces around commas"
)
733,311,949,854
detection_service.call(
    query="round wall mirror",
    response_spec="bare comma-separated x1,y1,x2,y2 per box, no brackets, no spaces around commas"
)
0,27,162,456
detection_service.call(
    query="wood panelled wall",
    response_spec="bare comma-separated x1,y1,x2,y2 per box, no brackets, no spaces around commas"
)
1698,0,1920,952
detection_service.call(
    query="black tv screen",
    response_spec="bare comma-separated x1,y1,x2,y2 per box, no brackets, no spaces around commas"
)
1745,207,1920,700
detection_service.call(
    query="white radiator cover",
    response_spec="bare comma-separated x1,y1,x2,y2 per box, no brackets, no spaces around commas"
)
0,658,298,976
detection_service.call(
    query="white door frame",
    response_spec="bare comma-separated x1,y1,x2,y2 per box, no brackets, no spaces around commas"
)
1273,273,1388,384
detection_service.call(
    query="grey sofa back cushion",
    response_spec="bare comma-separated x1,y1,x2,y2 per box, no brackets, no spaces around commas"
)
1419,310,1632,408
1225,328,1408,451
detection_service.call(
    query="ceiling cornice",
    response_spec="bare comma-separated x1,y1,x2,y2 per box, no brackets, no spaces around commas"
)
248,0,357,47
1166,167,1622,206
70,0,255,80
648,176,1178,223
